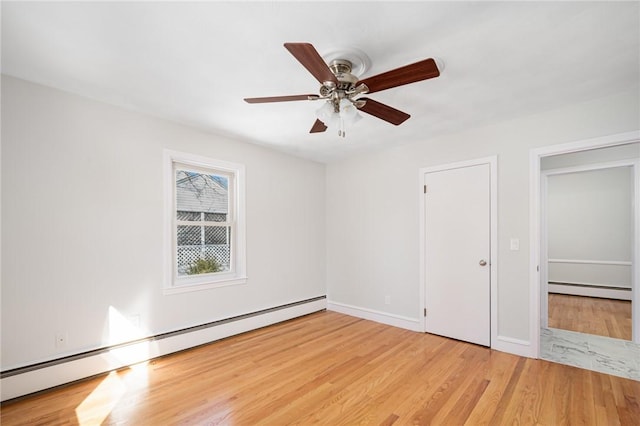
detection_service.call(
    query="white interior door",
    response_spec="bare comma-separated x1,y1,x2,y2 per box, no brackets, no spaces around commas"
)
424,163,491,346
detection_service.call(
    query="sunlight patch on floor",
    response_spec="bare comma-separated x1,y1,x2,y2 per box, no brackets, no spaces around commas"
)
74,306,155,423
74,372,125,425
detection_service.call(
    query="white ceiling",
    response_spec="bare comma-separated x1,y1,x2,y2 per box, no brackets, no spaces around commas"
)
2,1,639,163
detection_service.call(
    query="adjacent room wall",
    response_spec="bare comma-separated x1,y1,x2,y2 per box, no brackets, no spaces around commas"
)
540,143,639,300
1,76,326,371
325,89,639,346
546,166,633,297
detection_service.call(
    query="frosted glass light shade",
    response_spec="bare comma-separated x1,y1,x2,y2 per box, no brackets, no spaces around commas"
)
316,99,362,130
316,101,338,126
339,99,358,122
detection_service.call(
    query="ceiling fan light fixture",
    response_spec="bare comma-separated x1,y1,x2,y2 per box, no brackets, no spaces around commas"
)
336,106,362,138
316,101,341,130
316,98,362,137
339,98,358,121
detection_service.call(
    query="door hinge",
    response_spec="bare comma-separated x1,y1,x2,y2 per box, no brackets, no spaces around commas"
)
423,185,427,194
424,308,427,317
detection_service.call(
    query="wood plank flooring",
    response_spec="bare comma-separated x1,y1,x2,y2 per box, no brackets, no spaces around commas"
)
2,311,639,425
548,293,632,340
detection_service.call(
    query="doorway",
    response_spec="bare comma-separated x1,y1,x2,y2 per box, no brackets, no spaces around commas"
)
530,132,640,380
542,162,634,341
420,157,497,347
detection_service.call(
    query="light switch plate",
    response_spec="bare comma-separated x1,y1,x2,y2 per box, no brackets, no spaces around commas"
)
510,238,520,251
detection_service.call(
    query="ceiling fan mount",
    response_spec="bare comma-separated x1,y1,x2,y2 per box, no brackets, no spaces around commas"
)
244,43,441,136
328,59,354,76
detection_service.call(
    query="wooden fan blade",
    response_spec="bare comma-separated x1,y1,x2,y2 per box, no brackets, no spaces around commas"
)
244,94,316,103
284,43,338,85
357,58,440,94
309,119,327,133
358,98,410,125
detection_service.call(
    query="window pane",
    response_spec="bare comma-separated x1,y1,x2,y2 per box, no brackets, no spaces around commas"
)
175,170,228,219
204,212,227,222
175,169,231,277
176,225,231,276
177,225,201,246
205,226,228,244
177,211,200,221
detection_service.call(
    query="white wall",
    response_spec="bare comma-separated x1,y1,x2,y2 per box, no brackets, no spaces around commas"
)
326,89,639,343
1,76,326,370
546,167,633,290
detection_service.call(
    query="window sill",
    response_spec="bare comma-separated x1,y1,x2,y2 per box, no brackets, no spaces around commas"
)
163,276,248,295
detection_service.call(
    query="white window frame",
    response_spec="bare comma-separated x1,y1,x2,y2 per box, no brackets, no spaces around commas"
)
163,149,246,294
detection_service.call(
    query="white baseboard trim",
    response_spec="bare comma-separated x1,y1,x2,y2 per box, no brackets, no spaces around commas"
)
492,335,535,358
327,300,422,332
549,283,631,300
1,297,326,402
327,301,537,358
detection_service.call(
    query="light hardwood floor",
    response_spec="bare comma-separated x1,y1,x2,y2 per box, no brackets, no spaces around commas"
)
548,293,632,340
1,311,639,425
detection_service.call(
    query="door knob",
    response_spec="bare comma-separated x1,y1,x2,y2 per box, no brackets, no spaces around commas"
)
479,259,487,266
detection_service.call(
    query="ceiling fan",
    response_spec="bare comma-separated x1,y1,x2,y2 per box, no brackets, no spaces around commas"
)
244,43,441,137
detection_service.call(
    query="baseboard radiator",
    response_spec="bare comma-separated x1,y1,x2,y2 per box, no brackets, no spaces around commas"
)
0,296,327,402
548,259,632,300
548,282,631,301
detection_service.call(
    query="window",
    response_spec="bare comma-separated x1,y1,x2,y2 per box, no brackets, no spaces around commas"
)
164,150,246,293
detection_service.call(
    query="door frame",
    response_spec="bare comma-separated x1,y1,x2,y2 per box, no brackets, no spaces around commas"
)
419,156,498,347
530,131,640,357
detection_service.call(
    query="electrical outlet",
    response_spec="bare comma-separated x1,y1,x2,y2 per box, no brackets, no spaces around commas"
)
385,295,391,305
55,332,68,348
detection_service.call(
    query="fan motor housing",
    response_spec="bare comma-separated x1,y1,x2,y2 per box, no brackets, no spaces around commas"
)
322,59,358,93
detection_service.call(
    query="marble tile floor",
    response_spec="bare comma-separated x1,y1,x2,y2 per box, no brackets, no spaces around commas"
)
540,327,639,381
